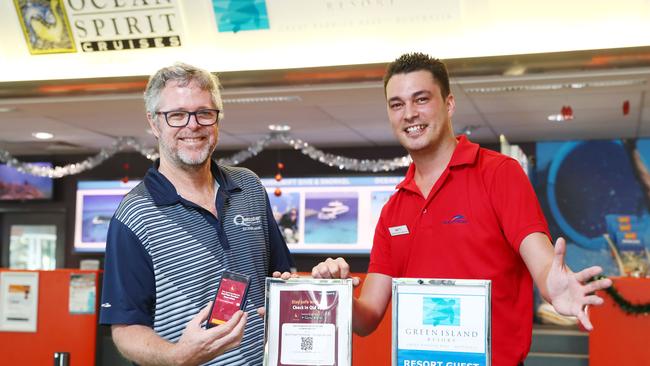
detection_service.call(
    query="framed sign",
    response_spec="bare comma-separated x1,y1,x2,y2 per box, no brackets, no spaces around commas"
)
392,278,491,366
0,271,39,332
264,278,353,366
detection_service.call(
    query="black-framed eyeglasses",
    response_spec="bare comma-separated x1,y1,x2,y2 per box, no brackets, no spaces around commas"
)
155,109,220,127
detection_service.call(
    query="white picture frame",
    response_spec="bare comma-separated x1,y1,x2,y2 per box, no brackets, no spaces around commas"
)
0,271,39,332
264,278,353,366
392,278,491,366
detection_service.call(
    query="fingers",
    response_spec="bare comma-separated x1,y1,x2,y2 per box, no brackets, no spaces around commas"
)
257,307,265,318
208,310,246,338
576,306,594,331
311,258,334,278
190,301,213,327
352,276,360,287
311,257,350,279
552,237,567,270
272,271,296,280
222,311,248,351
335,257,351,279
574,266,605,283
569,295,604,332
209,311,248,353
581,278,612,294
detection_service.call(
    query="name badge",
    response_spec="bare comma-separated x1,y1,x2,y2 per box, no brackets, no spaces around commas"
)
389,225,409,236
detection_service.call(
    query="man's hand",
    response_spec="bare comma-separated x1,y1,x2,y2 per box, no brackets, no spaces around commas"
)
546,237,612,331
172,302,248,365
311,257,360,286
272,271,298,280
111,302,247,366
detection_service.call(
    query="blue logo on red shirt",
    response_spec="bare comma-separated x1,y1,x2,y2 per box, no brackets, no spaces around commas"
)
443,214,468,224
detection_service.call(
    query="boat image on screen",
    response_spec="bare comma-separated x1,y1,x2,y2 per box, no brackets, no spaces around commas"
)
317,200,350,220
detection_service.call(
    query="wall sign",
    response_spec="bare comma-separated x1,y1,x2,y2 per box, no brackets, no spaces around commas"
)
13,0,184,54
13,0,76,54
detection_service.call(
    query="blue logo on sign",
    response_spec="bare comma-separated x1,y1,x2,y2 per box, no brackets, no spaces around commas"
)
422,297,460,326
443,214,468,224
213,0,270,33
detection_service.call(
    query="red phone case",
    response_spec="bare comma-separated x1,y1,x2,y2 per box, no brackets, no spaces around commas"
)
207,271,250,327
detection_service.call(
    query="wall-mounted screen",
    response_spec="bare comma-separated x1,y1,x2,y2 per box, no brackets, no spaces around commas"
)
74,176,401,254
261,176,401,254
0,162,53,200
74,180,140,253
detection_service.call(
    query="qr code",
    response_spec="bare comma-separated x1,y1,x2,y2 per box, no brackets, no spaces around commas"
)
300,336,314,351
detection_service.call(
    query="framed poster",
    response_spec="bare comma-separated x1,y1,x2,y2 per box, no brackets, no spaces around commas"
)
264,278,353,366
0,271,39,332
392,278,491,366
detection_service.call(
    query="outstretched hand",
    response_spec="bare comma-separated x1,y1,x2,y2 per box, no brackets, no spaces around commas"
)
546,237,612,330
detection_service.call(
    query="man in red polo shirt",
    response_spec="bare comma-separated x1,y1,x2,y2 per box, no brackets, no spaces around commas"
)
311,52,612,366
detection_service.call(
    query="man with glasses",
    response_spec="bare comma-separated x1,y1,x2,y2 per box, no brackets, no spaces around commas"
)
99,63,294,365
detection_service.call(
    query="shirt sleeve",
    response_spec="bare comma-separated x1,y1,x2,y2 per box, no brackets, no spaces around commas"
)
99,218,156,326
488,158,551,252
265,194,295,274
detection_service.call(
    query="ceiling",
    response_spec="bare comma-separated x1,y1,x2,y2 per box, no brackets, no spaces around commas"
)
1,49,650,157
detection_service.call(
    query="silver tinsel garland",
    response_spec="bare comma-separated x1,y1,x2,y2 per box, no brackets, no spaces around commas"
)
0,133,410,178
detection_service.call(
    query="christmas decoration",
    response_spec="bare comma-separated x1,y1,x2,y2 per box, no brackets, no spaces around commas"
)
122,162,130,183
0,129,411,178
561,105,574,120
592,275,650,315
623,100,630,116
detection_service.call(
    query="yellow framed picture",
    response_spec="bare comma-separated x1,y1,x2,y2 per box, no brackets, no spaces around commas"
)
13,0,76,55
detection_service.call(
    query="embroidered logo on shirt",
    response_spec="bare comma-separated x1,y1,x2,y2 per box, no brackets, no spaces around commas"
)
101,302,112,308
442,214,468,224
389,225,409,236
233,214,263,231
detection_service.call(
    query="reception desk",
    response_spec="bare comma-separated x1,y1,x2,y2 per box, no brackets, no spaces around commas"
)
0,269,99,366
589,277,650,365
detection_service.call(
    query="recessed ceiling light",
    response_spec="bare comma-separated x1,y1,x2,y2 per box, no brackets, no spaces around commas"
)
268,124,291,132
32,132,54,140
547,114,574,122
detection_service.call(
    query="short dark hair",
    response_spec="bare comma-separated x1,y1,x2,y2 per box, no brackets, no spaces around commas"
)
383,52,450,99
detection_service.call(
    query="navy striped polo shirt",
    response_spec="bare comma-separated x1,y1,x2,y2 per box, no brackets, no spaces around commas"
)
99,160,294,365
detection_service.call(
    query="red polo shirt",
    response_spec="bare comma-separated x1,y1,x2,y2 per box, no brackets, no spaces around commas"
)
369,135,550,366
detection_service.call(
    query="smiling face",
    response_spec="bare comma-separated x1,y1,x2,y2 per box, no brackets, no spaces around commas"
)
385,70,455,156
147,80,218,170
